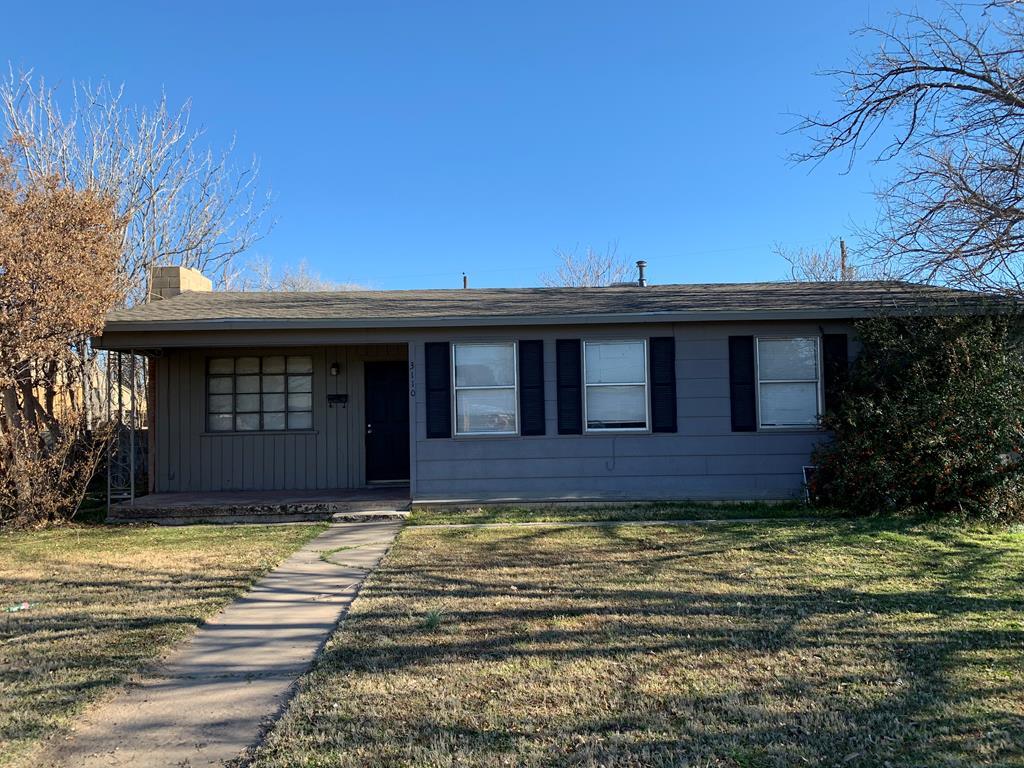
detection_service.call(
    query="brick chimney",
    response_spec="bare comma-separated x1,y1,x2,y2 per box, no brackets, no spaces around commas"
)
149,266,212,301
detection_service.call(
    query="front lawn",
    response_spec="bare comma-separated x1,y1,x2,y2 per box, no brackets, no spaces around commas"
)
0,522,326,767
252,519,1024,768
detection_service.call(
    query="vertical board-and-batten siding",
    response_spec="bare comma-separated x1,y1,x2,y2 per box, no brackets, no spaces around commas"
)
411,320,851,501
154,344,406,492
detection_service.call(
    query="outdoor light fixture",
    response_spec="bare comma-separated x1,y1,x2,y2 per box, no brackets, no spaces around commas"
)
329,362,340,376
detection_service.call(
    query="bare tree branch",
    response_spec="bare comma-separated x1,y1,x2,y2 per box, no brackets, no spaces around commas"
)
0,68,272,306
540,243,633,287
793,2,1024,294
225,256,364,292
775,239,873,281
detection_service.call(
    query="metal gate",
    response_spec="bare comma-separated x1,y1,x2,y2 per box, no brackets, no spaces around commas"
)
105,351,148,513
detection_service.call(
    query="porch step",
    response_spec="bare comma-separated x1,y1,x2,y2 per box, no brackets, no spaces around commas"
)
331,510,409,523
108,499,410,526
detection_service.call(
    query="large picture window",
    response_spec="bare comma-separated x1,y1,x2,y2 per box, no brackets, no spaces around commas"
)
756,337,821,428
453,343,518,435
583,340,648,431
207,355,313,432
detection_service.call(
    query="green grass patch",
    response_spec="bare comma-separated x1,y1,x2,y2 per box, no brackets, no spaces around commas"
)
252,518,1024,768
407,500,820,526
0,522,327,767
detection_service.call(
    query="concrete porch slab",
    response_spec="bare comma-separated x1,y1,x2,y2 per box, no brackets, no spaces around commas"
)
109,487,411,525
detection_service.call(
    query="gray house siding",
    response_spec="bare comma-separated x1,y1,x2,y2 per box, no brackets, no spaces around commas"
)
148,320,851,500
409,320,852,502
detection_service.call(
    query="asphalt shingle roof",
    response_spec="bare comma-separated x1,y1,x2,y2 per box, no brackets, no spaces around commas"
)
102,280,1013,332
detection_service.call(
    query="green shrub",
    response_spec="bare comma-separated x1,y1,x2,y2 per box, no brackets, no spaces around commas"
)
811,312,1024,520
422,608,445,630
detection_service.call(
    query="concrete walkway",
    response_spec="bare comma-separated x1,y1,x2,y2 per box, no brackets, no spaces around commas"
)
41,521,401,768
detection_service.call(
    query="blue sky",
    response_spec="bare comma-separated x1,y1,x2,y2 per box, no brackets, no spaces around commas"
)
3,1,944,288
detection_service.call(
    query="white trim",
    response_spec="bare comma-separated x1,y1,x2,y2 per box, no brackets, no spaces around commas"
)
754,336,823,430
451,341,519,437
582,339,650,433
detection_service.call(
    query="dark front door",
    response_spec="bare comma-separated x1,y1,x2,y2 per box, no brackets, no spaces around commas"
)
364,361,410,483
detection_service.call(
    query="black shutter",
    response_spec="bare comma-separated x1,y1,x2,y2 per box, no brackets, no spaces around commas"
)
555,339,582,434
518,340,545,436
822,333,849,413
649,337,677,433
728,336,757,432
424,342,451,438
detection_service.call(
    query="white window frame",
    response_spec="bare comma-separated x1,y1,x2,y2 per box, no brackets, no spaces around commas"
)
582,339,650,433
451,342,519,437
754,336,823,430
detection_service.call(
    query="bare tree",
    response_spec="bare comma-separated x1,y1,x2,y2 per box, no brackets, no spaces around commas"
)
226,256,364,291
0,69,270,306
776,239,867,281
0,146,122,526
541,244,632,287
794,3,1024,294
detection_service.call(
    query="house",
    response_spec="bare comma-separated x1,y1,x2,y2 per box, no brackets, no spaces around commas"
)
94,265,993,509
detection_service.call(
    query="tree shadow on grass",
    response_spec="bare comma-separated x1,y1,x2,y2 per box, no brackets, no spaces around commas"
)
286,521,1024,768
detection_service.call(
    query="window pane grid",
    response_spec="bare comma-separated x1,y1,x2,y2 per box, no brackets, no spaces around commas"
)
453,343,518,435
207,355,313,432
583,340,649,432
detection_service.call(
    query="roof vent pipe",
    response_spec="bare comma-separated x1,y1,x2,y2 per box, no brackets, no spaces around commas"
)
636,260,648,287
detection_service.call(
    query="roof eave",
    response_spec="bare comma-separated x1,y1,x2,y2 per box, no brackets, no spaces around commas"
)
99,307,889,336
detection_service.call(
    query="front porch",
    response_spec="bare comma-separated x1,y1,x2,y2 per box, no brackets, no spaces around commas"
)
108,485,411,524
128,342,413,503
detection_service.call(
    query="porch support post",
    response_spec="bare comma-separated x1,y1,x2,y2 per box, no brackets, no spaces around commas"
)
129,351,136,505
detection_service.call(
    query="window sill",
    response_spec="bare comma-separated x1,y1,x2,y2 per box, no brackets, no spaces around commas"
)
757,425,825,433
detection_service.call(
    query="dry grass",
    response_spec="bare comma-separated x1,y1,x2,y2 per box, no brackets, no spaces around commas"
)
0,522,326,767
252,519,1024,768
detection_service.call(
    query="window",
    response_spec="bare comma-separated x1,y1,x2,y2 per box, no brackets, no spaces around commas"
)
583,340,648,431
207,355,313,432
756,337,821,428
453,343,517,435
